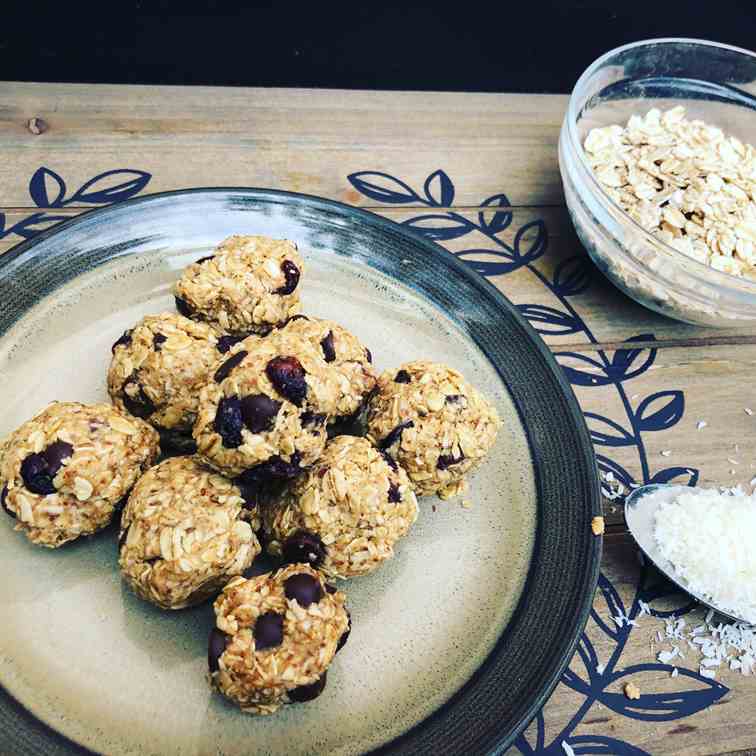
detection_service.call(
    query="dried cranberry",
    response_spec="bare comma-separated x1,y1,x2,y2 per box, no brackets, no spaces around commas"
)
208,628,229,671
152,333,167,351
43,441,74,475
394,370,411,384
216,334,248,354
174,296,194,318
380,450,398,471
214,396,244,448
238,452,302,482
240,394,281,433
378,420,414,451
388,483,401,502
289,672,327,703
121,376,156,419
254,612,284,650
234,478,261,510
276,260,300,295
284,573,323,607
320,331,336,363
111,329,133,353
300,411,326,428
214,350,247,383
325,583,337,595
1,485,15,518
282,530,326,568
437,451,465,470
266,356,307,406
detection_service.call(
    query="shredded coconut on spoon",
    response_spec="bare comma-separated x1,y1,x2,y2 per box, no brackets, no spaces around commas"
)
653,487,756,624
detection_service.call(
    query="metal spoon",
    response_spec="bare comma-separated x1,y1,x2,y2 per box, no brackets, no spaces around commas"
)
625,483,749,625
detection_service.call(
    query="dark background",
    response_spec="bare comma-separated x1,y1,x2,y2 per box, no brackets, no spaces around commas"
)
3,2,756,93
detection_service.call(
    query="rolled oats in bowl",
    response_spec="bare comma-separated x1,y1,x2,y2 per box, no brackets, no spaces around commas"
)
559,38,756,326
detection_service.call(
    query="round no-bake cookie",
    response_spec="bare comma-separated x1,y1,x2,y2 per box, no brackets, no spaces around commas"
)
119,456,261,610
277,316,376,422
208,563,349,714
264,435,417,579
173,235,304,335
367,361,501,499
193,335,338,479
0,402,159,547
108,312,219,433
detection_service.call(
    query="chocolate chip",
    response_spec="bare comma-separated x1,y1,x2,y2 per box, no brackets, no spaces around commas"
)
300,411,326,428
380,450,398,471
437,451,465,470
214,350,247,383
289,672,327,703
1,485,15,518
320,331,336,363
43,440,74,475
20,453,56,495
214,396,244,448
238,451,303,483
336,610,351,653
240,394,281,434
174,296,194,318
121,376,156,419
216,334,248,354
152,333,167,351
284,573,323,608
365,348,372,364
208,628,229,672
118,526,129,550
265,356,307,406
388,483,401,503
394,370,411,384
378,420,414,451
111,329,133,354
254,612,284,651
196,255,215,264
282,530,326,568
276,260,300,295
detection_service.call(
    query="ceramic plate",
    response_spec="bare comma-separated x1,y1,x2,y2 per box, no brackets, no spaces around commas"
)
0,189,601,755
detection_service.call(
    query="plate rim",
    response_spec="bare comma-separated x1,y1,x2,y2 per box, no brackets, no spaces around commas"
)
0,186,602,755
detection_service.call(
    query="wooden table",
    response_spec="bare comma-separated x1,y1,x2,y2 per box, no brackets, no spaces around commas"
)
1,82,754,755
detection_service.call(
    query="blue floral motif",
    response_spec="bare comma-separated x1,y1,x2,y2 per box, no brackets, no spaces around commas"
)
348,169,728,755
0,167,152,240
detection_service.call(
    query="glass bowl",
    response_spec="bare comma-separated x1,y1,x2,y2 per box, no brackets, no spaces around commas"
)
559,38,756,327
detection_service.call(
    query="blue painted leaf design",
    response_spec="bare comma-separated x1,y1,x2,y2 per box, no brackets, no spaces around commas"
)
347,172,420,204
423,169,454,206
29,167,66,208
561,665,592,695
454,248,521,276
599,664,728,720
585,413,635,447
555,352,613,387
650,467,699,486
564,735,651,755
7,213,71,240
0,212,5,236
635,391,684,432
553,255,592,296
402,214,472,241
517,304,582,335
607,334,656,381
69,169,151,204
513,219,547,263
477,193,512,234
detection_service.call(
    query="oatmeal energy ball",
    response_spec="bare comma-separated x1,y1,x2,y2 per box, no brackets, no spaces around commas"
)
193,335,339,480
277,316,376,422
208,563,349,714
119,456,261,610
108,312,219,433
367,361,500,499
264,436,417,579
0,402,159,547
174,235,304,335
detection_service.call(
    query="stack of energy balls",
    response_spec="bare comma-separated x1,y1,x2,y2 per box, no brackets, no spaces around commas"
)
0,235,501,715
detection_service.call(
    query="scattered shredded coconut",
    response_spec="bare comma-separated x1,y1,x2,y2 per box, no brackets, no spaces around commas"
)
671,667,679,678
727,458,739,465
654,487,756,623
745,408,754,416
696,420,707,430
661,450,672,457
